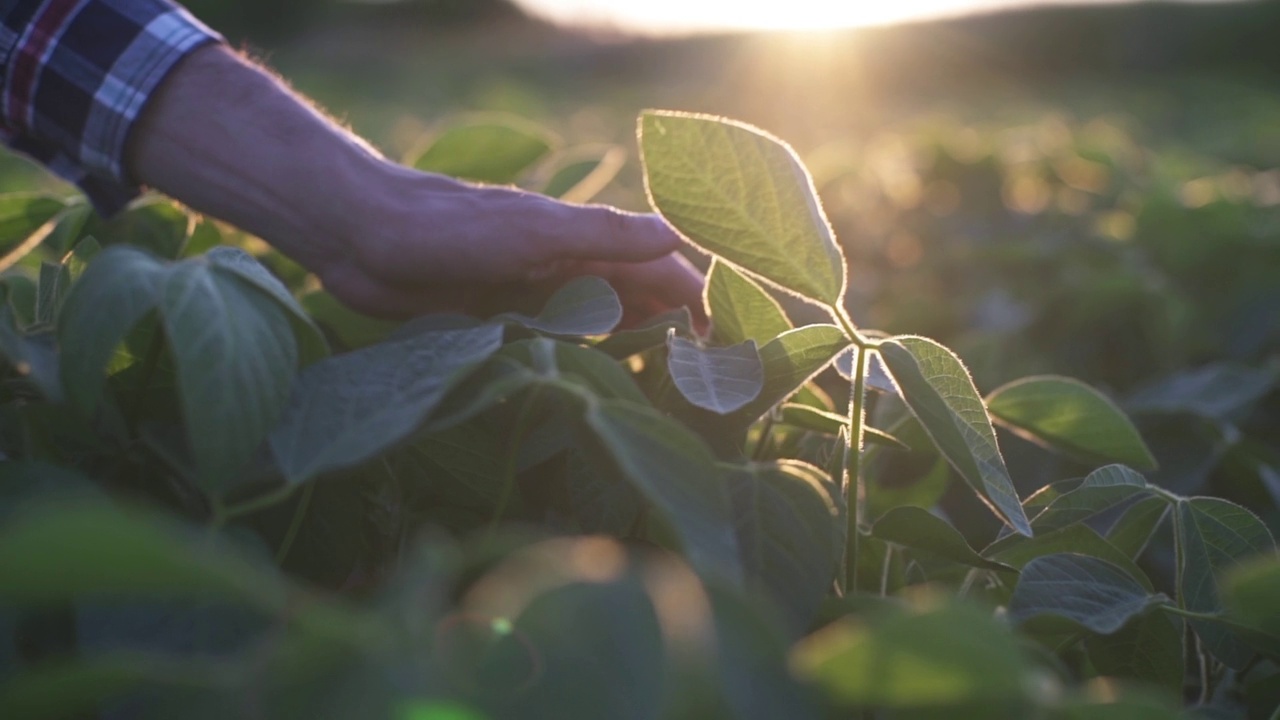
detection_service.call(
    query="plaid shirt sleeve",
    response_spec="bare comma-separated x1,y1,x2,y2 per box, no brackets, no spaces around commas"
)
0,0,222,216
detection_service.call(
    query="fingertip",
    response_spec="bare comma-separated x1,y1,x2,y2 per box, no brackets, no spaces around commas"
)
560,204,683,262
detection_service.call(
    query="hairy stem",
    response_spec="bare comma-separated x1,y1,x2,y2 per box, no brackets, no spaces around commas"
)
843,346,869,593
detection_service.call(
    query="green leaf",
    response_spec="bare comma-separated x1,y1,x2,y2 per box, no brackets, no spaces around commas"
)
1128,362,1277,422
1105,494,1171,559
497,275,621,336
160,258,298,494
542,145,625,203
704,259,792,347
205,247,328,364
666,335,762,414
0,194,64,257
732,324,849,422
0,501,287,610
1085,611,1185,692
872,506,1015,572
987,524,1154,592
271,324,503,484
34,261,68,327
582,400,740,584
986,375,1157,471
0,306,62,401
1009,554,1168,634
791,603,1032,711
879,336,1031,536
412,115,556,184
404,424,508,509
1224,557,1280,640
300,289,399,350
1177,497,1277,668
779,404,910,450
639,111,846,305
57,246,166,414
84,199,191,259
725,460,840,631
591,307,692,359
1029,464,1152,534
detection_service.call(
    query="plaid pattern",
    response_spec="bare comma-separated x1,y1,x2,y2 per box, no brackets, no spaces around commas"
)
0,0,221,215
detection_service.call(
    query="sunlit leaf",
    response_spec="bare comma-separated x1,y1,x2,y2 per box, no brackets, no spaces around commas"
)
639,111,846,305
704,259,792,347
413,115,556,184
986,375,1156,470
498,275,621,336
84,199,191,259
1009,554,1168,634
591,307,693,359
0,194,64,257
879,336,1031,536
270,325,503,484
666,335,762,413
872,506,1014,572
732,325,849,422
1176,497,1277,668
542,145,625,203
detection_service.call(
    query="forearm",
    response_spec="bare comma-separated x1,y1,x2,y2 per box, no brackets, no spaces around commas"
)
126,44,382,275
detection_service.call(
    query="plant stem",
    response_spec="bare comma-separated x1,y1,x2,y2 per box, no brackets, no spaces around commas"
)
274,482,314,566
218,483,299,524
843,346,869,594
751,413,776,461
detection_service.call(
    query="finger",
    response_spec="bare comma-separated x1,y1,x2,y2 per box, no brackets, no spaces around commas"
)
321,264,476,320
529,199,683,264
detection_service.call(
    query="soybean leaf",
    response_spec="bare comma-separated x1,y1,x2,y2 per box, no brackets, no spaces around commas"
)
779,404,910,450
705,259,792,346
1128,362,1277,422
499,338,647,405
84,199,191,259
1008,554,1168,634
986,375,1156,471
300,290,399,350
725,460,841,631
667,335,763,414
987,524,1154,592
1030,464,1152,535
161,259,297,494
403,423,509,510
1105,494,1171,559
567,449,642,535
791,604,1031,711
879,336,1031,536
0,501,286,611
498,275,621,336
34,261,67,327
581,400,740,584
542,145,625,203
205,247,328,363
639,111,846,305
1177,497,1277,668
732,324,850,422
412,115,556,184
1224,557,1280,640
422,356,540,433
1085,612,1185,693
271,324,502,484
57,246,166,414
872,506,1014,572
0,194,64,257
592,307,693,359
0,306,62,401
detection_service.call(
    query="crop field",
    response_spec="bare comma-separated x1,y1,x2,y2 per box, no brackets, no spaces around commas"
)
1,8,1278,719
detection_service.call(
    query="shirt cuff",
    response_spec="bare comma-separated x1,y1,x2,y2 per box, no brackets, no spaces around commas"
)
0,0,223,216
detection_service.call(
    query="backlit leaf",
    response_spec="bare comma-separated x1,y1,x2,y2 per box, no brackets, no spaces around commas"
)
779,404,910,450
1105,494,1170,559
872,506,1014,572
986,375,1156,470
640,111,846,305
879,336,1031,536
0,194,64,257
1009,554,1168,634
1029,464,1151,534
498,275,621,336
986,524,1153,592
542,145,625,203
413,115,556,184
667,335,762,413
732,324,849,422
705,259,791,346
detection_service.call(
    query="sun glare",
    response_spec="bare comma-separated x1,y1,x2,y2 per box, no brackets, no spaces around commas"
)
509,0,1061,34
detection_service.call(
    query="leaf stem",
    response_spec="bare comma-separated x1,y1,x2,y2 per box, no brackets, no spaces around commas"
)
219,483,299,524
274,482,314,566
843,345,869,593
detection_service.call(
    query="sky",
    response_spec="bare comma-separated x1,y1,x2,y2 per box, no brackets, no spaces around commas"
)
507,0,1144,34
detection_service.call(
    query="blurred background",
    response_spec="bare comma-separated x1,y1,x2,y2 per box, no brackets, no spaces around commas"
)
8,0,1280,524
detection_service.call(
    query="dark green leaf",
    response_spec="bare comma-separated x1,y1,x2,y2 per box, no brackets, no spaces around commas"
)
0,306,61,401
57,246,166,414
1008,554,1168,634
704,259,791,346
987,524,1154,591
161,258,297,493
1177,497,1277,668
879,336,1031,536
85,199,191,259
34,261,67,327
986,375,1157,470
1128,362,1277,422
498,275,621,336
1030,464,1152,534
639,111,846,305
205,247,328,363
0,194,64,258
1085,611,1185,692
732,324,849,422
591,307,692,359
301,290,399,350
271,324,503,484
1224,557,1280,640
582,400,740,583
792,603,1032,711
412,115,556,184
1106,494,1171,559
542,145,624,203
872,506,1015,572
667,335,762,413
405,423,508,509
725,460,840,630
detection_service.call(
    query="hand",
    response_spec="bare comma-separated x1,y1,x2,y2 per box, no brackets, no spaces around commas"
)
129,45,704,325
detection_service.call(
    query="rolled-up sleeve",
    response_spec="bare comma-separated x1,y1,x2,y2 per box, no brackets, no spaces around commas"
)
0,0,222,215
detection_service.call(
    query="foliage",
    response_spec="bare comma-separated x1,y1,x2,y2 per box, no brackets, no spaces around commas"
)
1,111,1278,720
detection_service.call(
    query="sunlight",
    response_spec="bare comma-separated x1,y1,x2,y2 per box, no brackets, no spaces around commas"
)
508,0,1104,34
